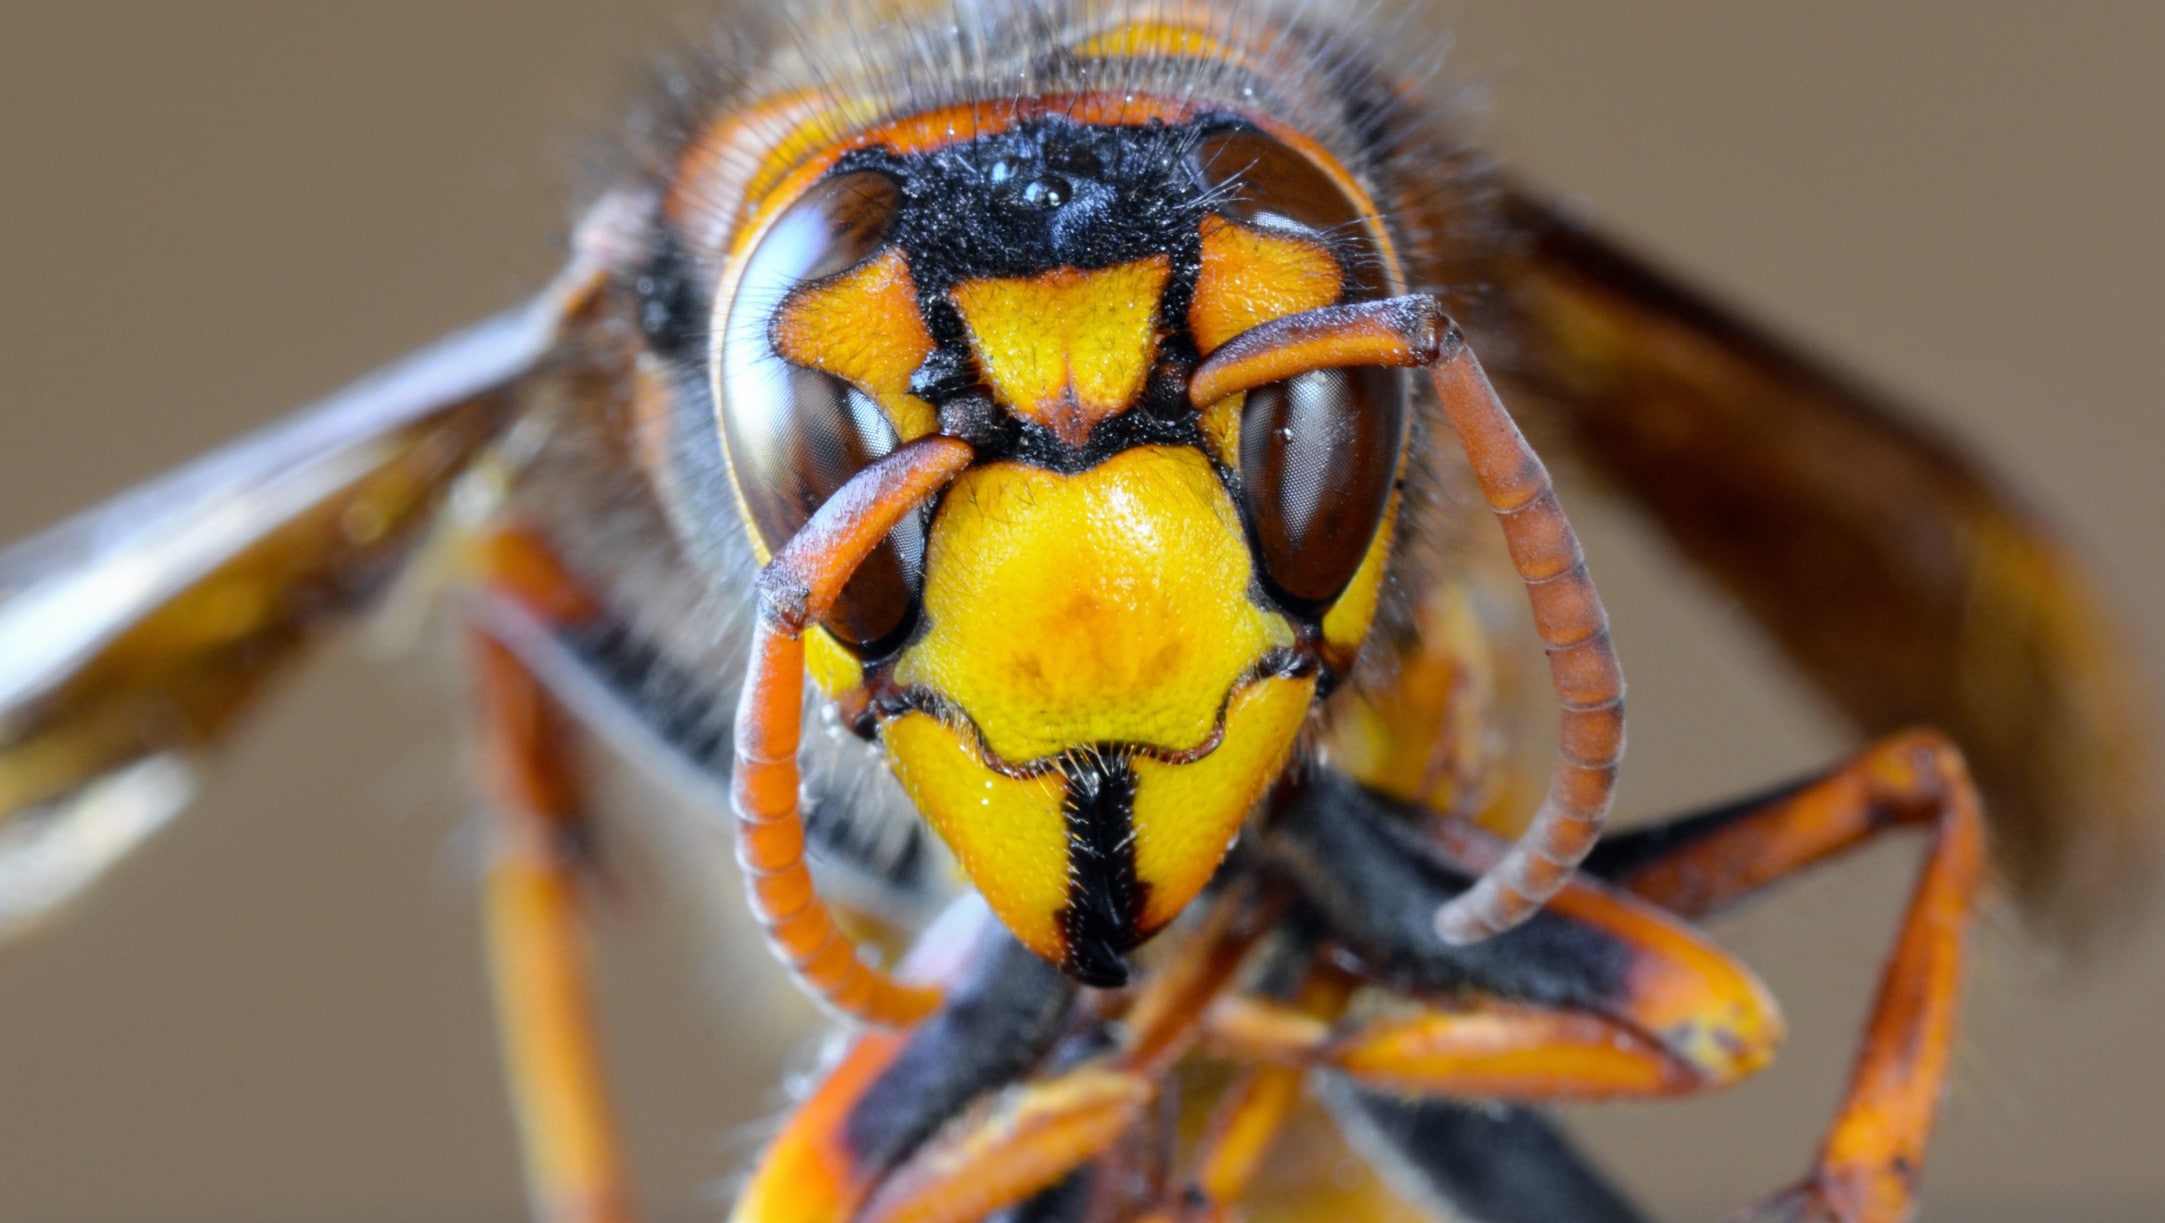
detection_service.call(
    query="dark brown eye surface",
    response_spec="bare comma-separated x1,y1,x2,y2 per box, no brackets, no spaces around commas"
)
1192,129,1382,295
1194,130,1361,232
716,170,922,653
1238,367,1407,610
1194,128,1402,609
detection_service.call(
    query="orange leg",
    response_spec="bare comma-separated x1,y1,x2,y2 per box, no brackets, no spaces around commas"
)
730,897,1087,1223
1590,730,1988,1223
1203,861,1785,1104
469,625,635,1223
1255,731,1984,1223
848,884,1274,1223
855,1063,1156,1223
1115,876,1284,1077
1162,964,1359,1222
731,884,1276,1223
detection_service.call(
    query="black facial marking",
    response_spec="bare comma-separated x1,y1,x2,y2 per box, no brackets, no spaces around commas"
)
838,115,1221,292
1054,751,1149,987
826,115,1237,467
906,341,981,404
966,397,1210,475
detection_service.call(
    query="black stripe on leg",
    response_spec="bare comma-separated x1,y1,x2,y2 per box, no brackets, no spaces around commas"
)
843,927,1078,1174
1582,773,1819,883
983,1165,1097,1223
984,1025,1126,1223
1323,1080,1651,1223
1262,772,1633,1010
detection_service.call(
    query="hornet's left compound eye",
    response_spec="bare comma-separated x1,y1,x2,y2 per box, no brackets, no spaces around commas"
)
1190,125,1407,612
1238,366,1406,611
716,170,925,654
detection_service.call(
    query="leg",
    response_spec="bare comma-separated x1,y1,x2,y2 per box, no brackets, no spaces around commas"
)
1133,918,1665,1223
856,1065,1154,1223
1257,772,1784,1097
733,884,1274,1223
856,883,1274,1223
1154,962,1358,1222
1325,1086,1651,1223
468,623,635,1223
1272,734,1982,1223
730,899,1097,1223
1589,730,1988,1222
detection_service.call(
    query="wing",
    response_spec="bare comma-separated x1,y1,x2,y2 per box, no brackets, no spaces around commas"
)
1501,187,2159,945
0,243,615,945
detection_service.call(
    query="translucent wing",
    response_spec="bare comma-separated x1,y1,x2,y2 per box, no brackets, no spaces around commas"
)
1502,187,2159,944
0,250,613,945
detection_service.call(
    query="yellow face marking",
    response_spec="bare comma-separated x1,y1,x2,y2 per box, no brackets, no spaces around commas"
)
1189,215,1345,355
1198,390,1244,469
1320,494,1398,660
882,712,1071,964
894,446,1294,764
770,247,939,440
803,628,865,697
1128,674,1317,933
948,257,1171,447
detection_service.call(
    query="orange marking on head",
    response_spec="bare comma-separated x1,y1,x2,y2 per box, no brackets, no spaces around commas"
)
949,258,1171,447
771,248,940,439
666,88,834,259
1190,215,1347,355
1078,21,1239,62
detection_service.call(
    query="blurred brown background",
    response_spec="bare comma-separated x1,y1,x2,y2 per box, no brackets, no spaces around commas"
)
2,2,2161,1219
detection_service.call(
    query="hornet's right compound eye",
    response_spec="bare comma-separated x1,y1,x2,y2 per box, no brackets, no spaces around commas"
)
715,170,926,655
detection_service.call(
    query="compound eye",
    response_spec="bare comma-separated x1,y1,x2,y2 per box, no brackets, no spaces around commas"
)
1238,367,1407,611
1194,129,1360,231
1192,129,1380,293
716,170,923,654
